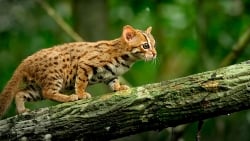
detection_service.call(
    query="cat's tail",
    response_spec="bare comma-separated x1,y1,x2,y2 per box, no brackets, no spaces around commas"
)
0,70,22,118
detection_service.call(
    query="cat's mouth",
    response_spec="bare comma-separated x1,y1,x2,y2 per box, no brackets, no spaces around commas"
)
148,55,156,60
143,53,157,61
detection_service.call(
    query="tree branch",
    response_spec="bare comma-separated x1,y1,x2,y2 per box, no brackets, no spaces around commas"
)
1,61,250,140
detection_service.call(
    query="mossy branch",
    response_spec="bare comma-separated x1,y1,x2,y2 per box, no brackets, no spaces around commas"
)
1,61,250,140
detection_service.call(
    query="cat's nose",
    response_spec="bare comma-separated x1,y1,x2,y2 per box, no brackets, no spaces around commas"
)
152,51,157,58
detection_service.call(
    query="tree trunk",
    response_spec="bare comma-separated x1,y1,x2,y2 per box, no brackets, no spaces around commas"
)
1,61,250,141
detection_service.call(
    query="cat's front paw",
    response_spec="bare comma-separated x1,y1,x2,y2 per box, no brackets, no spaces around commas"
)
108,78,130,91
17,108,30,114
78,92,92,100
69,94,79,101
118,84,129,91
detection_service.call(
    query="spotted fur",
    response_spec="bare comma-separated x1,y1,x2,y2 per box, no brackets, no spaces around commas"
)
0,25,156,116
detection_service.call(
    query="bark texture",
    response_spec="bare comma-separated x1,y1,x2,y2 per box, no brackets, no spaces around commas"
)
1,61,250,141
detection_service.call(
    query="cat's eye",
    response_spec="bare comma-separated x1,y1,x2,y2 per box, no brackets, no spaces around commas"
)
142,43,150,49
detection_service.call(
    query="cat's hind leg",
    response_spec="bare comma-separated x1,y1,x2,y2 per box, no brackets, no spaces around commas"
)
15,89,40,114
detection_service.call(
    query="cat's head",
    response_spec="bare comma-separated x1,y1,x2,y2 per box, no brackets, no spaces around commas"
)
122,25,156,61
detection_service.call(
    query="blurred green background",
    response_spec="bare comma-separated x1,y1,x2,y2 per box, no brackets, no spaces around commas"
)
1,0,250,141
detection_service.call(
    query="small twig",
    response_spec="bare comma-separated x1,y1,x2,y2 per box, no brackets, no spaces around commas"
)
220,26,250,67
170,127,175,141
36,0,84,42
196,120,204,141
169,126,185,141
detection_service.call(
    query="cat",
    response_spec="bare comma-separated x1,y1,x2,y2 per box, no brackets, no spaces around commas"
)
0,25,156,117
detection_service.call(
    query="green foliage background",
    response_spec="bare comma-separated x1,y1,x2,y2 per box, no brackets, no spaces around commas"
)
0,0,250,140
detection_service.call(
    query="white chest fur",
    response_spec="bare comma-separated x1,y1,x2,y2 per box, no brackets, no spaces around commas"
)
89,63,131,84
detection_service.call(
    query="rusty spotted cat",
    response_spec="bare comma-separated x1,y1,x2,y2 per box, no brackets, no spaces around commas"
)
0,25,156,117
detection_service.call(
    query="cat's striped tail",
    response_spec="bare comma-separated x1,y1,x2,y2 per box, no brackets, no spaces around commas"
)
0,71,21,118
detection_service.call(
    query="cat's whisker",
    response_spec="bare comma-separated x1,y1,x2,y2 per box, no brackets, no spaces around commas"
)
150,58,157,66
153,59,156,65
156,57,159,63
152,57,159,66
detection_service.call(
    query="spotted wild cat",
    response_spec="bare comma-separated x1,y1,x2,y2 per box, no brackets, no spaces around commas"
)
0,25,156,117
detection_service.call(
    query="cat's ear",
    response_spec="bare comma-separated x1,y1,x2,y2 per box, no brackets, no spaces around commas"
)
146,26,152,34
123,25,136,42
